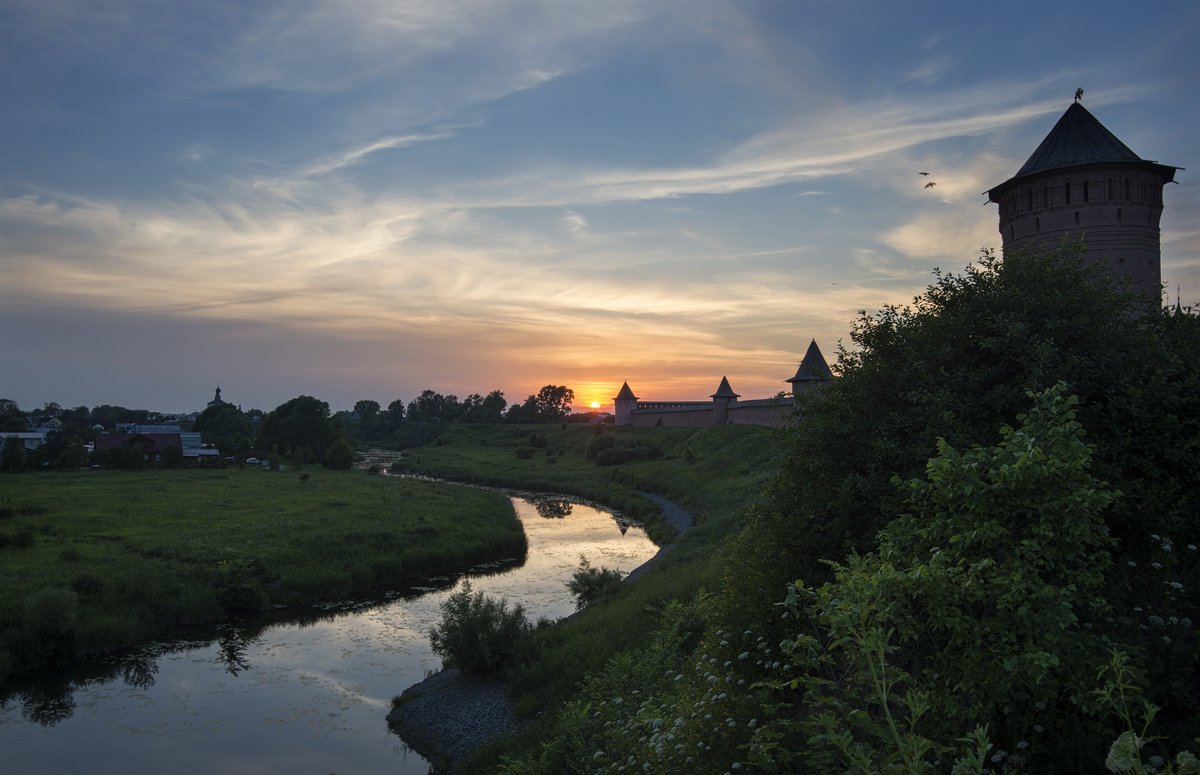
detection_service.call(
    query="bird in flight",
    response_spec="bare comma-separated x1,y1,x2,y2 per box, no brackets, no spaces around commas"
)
918,172,930,176
924,181,936,189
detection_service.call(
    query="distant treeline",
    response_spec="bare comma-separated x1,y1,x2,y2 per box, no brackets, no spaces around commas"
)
1,384,592,470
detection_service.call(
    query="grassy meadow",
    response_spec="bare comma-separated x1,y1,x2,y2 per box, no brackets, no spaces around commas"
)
0,468,523,680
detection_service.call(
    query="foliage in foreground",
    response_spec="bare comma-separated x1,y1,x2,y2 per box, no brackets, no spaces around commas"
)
495,245,1199,774
504,387,1196,774
723,243,1199,741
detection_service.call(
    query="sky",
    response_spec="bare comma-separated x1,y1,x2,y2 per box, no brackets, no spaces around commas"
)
2,0,1197,415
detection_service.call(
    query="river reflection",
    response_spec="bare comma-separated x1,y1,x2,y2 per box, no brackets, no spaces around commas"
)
0,495,658,775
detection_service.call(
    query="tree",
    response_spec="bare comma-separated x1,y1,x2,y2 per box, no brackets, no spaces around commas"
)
728,243,1197,610
721,242,1199,754
460,390,507,423
0,399,26,432
59,435,89,469
1,435,26,472
406,390,462,424
194,404,253,457
257,395,343,462
383,398,407,433
533,385,574,422
761,387,1125,772
323,439,355,470
506,385,575,423
352,399,381,438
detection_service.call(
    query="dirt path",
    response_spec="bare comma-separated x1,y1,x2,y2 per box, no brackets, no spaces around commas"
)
621,492,694,582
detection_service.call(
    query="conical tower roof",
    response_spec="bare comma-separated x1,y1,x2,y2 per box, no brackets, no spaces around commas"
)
710,376,740,399
988,102,1177,199
787,339,833,383
614,381,638,401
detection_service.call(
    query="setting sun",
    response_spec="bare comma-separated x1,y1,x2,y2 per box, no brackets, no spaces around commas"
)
590,401,601,408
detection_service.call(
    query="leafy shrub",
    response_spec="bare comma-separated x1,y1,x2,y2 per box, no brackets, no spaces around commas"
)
70,572,105,597
11,529,35,548
18,587,81,666
216,558,269,612
565,557,624,610
429,581,532,672
750,386,1134,772
594,446,646,466
585,433,618,460
323,439,355,470
514,446,537,460
59,548,84,562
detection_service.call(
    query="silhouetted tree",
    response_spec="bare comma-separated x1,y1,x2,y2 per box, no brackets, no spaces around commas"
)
258,395,343,462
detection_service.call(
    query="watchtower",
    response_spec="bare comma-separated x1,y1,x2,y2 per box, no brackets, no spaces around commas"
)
710,377,740,425
613,381,639,426
986,100,1179,297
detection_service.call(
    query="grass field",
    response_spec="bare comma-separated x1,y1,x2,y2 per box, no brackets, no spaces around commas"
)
0,468,522,680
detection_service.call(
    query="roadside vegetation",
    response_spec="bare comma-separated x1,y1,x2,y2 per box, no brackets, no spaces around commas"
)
423,244,1199,774
0,469,522,681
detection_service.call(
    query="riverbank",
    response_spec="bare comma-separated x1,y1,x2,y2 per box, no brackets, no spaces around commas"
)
0,469,525,682
388,494,695,773
388,668,523,775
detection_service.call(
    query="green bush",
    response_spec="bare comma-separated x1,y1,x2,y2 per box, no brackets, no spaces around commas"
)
16,587,81,666
594,446,646,466
429,581,532,672
585,433,618,460
565,557,625,610
324,439,355,470
514,446,537,459
70,572,106,597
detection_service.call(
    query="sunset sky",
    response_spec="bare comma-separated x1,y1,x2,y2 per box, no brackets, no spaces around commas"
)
2,1,1197,415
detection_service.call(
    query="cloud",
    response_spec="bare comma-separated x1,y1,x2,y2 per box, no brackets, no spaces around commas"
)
561,210,588,233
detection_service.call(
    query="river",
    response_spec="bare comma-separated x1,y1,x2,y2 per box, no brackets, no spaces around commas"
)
0,492,659,774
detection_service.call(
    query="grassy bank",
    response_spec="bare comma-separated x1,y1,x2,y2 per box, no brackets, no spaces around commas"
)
0,468,522,681
396,423,782,770
394,422,777,547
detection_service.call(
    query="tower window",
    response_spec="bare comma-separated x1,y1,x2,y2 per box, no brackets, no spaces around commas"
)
1125,179,1131,200
1083,181,1089,203
1108,178,1114,200
1026,189,1033,211
1042,185,1048,207
1064,182,1071,205
1117,208,1123,224
1074,211,1080,227
1035,217,1040,233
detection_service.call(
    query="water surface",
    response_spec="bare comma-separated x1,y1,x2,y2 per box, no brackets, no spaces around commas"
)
0,494,657,774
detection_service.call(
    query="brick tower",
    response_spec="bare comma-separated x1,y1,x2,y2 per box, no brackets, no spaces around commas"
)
986,100,1179,297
